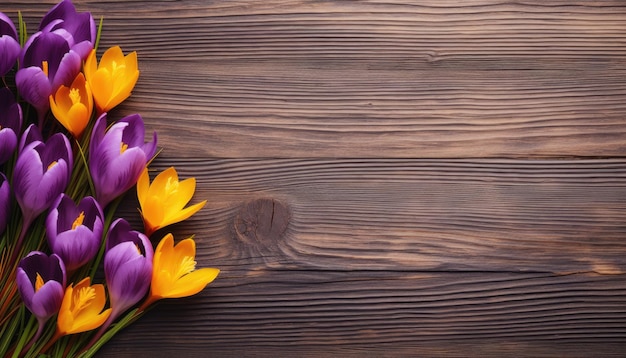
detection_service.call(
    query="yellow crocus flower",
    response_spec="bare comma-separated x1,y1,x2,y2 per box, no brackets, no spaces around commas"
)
84,46,139,113
57,277,111,335
140,234,219,310
137,167,207,236
49,72,93,138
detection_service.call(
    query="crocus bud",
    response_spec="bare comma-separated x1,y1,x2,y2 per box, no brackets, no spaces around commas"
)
0,173,10,235
89,113,156,207
104,218,153,318
13,132,73,228
0,12,20,76
0,87,22,165
46,194,104,272
16,252,66,323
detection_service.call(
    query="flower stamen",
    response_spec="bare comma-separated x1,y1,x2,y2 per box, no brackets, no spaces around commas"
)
35,273,45,292
72,211,85,230
71,286,96,315
176,256,196,279
120,142,128,154
69,88,81,105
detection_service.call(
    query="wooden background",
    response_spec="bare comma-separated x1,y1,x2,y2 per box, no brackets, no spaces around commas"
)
5,0,626,356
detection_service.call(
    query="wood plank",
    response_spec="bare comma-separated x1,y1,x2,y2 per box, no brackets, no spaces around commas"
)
98,271,626,357
5,1,626,157
115,158,626,275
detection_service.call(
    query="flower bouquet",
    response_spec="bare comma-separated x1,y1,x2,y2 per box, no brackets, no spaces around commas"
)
0,1,219,357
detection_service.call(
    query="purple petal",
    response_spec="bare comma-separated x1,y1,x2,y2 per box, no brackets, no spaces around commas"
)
51,227,99,271
42,133,73,176
119,114,144,147
106,218,136,251
0,12,18,40
18,124,43,154
0,35,20,76
40,0,95,47
16,251,66,319
89,113,107,154
46,195,103,271
105,241,152,312
14,134,72,221
30,280,64,319
0,87,22,131
0,173,9,235
0,130,17,165
16,267,35,307
78,196,104,229
71,40,94,59
21,31,69,70
15,67,52,114
51,49,81,90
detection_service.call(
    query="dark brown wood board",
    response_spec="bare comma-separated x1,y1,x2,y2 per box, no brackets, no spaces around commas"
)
3,1,626,357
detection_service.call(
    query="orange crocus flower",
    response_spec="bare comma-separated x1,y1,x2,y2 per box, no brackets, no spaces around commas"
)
137,167,206,236
49,72,93,138
84,46,139,113
140,234,219,310
56,277,111,335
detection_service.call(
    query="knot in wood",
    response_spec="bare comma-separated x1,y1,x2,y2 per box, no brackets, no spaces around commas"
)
234,198,290,249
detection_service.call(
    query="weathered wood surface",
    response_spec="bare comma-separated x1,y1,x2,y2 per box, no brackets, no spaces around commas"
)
5,0,626,356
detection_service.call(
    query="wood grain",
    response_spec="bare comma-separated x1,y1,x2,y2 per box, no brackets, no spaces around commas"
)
2,0,626,356
100,158,626,356
6,0,626,158
133,158,626,275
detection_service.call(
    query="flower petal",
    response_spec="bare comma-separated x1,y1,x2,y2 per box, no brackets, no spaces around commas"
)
166,268,220,299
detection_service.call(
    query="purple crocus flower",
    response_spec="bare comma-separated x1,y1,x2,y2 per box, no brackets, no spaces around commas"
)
16,30,81,125
89,113,157,207
0,173,9,235
13,132,73,229
46,194,104,272
104,218,153,319
16,251,66,326
0,87,22,164
39,0,96,60
0,12,20,76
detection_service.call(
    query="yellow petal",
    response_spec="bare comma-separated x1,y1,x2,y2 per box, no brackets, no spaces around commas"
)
66,103,89,136
106,68,138,110
83,49,97,81
57,283,75,334
173,238,197,266
165,268,220,298
161,200,206,228
142,195,166,231
90,69,113,112
153,233,175,271
57,278,111,335
162,177,196,210
70,308,111,334
137,167,150,207
149,167,178,196
99,46,124,69
124,51,139,74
